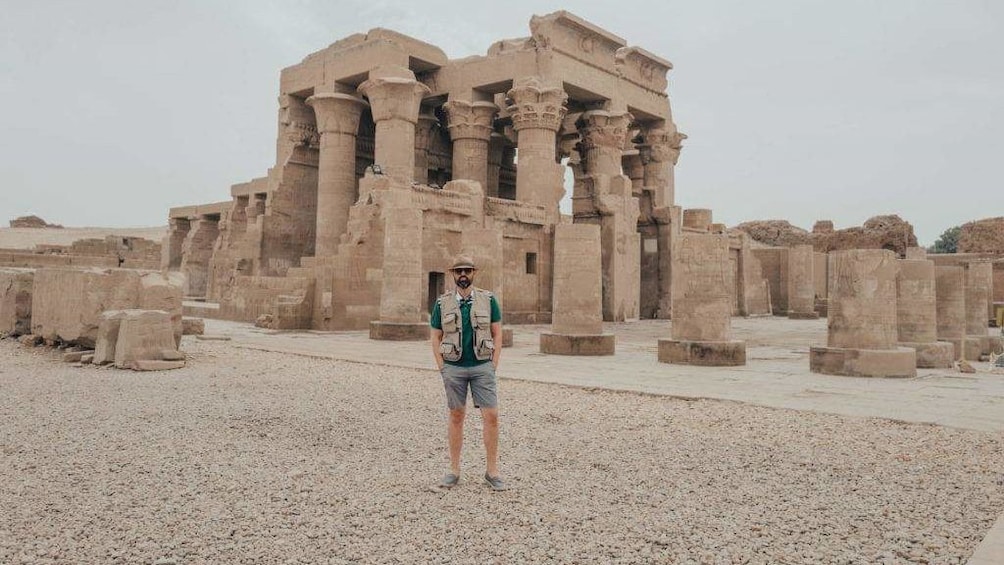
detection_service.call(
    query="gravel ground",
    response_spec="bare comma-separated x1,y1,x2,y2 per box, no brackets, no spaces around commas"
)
1,337,1002,564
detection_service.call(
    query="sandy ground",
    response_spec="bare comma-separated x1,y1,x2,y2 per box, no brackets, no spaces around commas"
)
0,226,167,249
1,337,1002,564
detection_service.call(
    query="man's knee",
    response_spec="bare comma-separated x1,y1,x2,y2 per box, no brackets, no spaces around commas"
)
449,408,466,425
481,408,499,427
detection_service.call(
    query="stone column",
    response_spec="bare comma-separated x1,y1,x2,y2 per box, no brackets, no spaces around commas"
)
809,250,916,377
305,93,367,256
179,216,220,298
540,224,614,355
962,261,1002,359
638,123,686,208
935,265,967,360
580,109,640,322
787,244,818,319
413,111,438,185
896,260,954,368
506,77,567,209
652,206,680,319
486,133,506,198
658,232,746,365
163,217,191,271
358,66,431,184
444,100,497,191
369,206,428,341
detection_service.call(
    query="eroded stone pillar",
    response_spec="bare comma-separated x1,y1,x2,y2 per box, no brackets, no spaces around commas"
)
935,265,967,360
164,218,191,271
962,261,1002,359
638,123,686,208
897,259,954,368
444,100,497,191
358,66,431,184
658,232,746,365
486,133,506,198
306,93,367,256
506,77,567,209
653,206,680,319
580,109,640,322
810,250,916,377
369,206,428,341
540,224,614,355
787,245,818,319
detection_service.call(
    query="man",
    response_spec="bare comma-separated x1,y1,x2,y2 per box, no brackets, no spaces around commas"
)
430,255,505,491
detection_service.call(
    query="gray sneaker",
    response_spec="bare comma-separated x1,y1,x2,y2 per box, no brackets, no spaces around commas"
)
484,473,508,491
438,473,460,489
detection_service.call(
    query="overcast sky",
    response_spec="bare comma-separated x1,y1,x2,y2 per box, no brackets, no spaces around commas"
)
2,0,1001,244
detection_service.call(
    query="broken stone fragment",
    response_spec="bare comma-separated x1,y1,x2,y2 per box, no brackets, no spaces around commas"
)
957,360,976,374
132,359,186,371
18,334,42,347
181,317,205,335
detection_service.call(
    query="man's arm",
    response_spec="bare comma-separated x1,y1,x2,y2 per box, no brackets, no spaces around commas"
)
431,328,445,370
490,322,502,369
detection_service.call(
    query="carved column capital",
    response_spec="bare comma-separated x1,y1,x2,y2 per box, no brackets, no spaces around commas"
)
579,110,634,152
306,93,368,135
444,100,497,142
358,76,431,125
639,124,687,165
506,77,568,132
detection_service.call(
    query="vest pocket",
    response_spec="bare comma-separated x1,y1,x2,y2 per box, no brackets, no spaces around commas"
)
442,311,458,333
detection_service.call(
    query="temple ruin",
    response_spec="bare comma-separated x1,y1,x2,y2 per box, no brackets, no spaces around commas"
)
164,11,692,336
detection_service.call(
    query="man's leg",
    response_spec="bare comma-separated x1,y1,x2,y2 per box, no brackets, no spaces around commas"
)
448,408,466,475
481,407,499,477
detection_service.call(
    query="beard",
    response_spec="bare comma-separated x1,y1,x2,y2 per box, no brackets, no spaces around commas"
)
456,277,472,289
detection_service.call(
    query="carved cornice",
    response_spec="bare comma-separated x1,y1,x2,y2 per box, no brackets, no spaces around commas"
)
578,110,634,151
305,93,368,135
443,100,497,142
358,77,431,124
506,77,568,132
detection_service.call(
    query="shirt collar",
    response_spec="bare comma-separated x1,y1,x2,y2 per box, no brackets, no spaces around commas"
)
455,290,473,304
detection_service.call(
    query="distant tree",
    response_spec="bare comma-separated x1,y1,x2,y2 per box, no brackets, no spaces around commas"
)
929,225,960,254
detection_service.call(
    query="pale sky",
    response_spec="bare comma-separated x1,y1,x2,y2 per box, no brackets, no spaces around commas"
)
2,0,1001,245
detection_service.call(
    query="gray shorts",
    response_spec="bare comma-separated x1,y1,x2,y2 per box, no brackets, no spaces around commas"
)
440,363,498,410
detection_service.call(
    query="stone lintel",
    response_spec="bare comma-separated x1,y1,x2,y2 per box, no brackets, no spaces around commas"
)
657,339,746,366
369,321,429,341
540,332,615,356
809,346,917,378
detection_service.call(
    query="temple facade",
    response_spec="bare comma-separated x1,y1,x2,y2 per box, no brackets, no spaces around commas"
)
164,11,694,334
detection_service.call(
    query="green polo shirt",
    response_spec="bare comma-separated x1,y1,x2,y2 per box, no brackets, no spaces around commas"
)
430,292,502,367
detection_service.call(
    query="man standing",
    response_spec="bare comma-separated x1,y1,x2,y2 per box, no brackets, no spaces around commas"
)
430,255,505,491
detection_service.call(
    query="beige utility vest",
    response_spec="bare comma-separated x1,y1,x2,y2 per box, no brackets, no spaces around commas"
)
438,288,494,362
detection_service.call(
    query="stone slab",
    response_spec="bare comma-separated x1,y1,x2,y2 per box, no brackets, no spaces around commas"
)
114,310,178,369
810,346,916,378
369,321,429,341
539,332,615,356
787,312,819,320
898,341,955,369
133,359,186,371
657,339,746,366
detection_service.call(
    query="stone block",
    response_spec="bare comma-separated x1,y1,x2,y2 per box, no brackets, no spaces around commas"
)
182,317,205,335
139,271,185,345
501,327,513,348
113,310,178,370
18,334,42,347
657,339,746,366
62,351,86,363
369,321,429,341
31,268,142,347
93,310,130,365
809,346,916,378
898,341,954,369
80,353,93,364
161,349,185,361
133,359,186,371
540,332,615,356
0,268,33,336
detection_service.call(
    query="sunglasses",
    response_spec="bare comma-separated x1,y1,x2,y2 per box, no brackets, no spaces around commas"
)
453,268,474,275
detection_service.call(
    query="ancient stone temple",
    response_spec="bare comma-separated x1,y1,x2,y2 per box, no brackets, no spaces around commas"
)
164,11,687,334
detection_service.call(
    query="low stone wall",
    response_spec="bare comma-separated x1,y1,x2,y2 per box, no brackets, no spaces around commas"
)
0,268,34,336
218,275,313,329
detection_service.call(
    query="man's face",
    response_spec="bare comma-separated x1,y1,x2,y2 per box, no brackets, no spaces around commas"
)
452,268,475,289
